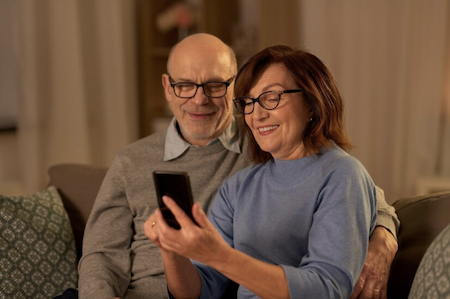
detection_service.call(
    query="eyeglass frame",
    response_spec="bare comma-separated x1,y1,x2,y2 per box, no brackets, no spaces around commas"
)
168,76,235,99
233,89,303,115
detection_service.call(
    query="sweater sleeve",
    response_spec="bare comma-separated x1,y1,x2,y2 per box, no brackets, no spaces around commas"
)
77,158,132,299
282,157,377,298
374,185,400,238
191,179,237,299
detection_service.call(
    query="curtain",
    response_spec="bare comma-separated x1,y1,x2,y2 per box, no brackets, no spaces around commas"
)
440,26,450,176
17,0,138,194
299,0,449,202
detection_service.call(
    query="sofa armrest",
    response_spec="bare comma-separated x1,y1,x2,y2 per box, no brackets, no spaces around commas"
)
387,191,450,298
48,163,108,261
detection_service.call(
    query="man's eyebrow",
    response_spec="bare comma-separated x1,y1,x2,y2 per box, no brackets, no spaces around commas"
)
170,77,190,82
206,77,231,82
174,77,232,83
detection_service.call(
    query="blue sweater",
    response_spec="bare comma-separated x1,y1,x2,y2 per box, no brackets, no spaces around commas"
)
194,144,377,298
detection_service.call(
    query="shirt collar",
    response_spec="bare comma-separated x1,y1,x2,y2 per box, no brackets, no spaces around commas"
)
164,116,242,161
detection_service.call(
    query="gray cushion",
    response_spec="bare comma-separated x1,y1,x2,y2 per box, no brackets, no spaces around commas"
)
408,222,450,298
0,186,78,298
48,164,107,261
388,191,450,298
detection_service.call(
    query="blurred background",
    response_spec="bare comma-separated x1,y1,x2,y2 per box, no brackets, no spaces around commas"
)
0,0,449,203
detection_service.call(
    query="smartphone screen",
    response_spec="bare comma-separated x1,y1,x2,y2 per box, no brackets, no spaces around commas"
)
153,171,196,229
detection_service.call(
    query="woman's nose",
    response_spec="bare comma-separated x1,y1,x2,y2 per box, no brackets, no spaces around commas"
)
252,102,269,120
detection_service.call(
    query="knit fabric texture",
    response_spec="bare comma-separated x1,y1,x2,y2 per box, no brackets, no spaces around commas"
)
195,144,377,299
78,128,250,299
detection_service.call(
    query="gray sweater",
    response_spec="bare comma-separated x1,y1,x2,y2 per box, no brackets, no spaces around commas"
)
78,127,251,299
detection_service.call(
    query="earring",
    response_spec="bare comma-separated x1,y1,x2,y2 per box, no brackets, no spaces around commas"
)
309,117,313,122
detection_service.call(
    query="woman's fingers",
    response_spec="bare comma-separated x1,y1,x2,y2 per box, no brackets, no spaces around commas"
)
145,196,227,263
192,202,210,228
162,195,196,229
144,211,161,246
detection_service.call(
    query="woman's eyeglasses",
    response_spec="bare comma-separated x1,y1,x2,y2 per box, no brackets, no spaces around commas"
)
233,89,303,114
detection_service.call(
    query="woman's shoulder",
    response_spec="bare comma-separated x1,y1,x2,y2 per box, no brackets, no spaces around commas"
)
228,162,264,181
321,143,368,175
220,162,267,192
318,143,376,201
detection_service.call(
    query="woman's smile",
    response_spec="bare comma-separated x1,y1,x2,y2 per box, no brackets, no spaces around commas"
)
257,125,279,133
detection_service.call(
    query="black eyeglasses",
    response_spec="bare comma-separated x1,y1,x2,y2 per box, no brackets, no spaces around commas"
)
233,89,303,114
169,76,234,99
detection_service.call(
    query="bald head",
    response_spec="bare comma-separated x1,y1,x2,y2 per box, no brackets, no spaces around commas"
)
167,33,237,77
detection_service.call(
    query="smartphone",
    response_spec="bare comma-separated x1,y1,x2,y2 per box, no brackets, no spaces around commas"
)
153,171,196,229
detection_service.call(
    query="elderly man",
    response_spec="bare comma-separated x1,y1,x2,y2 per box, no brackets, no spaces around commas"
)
74,34,399,299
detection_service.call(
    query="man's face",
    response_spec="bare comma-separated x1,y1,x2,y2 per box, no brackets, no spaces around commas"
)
163,46,235,146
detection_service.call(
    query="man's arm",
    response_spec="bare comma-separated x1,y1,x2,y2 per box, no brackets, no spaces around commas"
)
78,159,133,299
374,186,400,238
351,186,399,299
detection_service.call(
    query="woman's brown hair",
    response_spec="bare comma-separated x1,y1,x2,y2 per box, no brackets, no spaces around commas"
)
234,45,352,164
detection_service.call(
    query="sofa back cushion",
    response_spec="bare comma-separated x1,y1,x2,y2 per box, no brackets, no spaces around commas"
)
0,186,78,298
48,164,107,261
388,191,450,299
407,222,450,298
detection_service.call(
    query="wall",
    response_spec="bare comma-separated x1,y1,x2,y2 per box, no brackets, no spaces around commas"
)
7,0,139,194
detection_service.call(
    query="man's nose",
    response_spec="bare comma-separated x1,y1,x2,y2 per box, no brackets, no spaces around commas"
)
190,86,209,105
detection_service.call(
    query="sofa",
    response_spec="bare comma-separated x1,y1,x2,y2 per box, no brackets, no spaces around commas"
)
2,163,450,298
387,190,450,298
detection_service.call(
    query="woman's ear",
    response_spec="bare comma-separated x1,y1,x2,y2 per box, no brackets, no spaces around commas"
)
309,108,314,120
162,74,173,103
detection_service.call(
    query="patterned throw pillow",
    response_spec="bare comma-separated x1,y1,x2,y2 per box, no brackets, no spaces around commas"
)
0,186,78,299
408,223,450,299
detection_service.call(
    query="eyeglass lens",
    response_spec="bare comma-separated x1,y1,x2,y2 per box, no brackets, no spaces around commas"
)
236,91,281,114
173,82,228,98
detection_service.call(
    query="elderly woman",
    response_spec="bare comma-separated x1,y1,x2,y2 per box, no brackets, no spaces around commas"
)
145,45,377,298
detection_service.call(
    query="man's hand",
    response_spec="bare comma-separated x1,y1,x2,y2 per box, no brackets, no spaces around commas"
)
350,226,398,299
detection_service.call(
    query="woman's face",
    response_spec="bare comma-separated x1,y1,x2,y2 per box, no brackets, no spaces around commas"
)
244,63,312,160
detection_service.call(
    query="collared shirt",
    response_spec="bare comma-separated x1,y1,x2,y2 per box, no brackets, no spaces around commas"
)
164,116,242,161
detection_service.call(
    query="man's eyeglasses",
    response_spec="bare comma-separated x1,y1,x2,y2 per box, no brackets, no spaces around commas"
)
233,89,303,115
169,76,234,99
